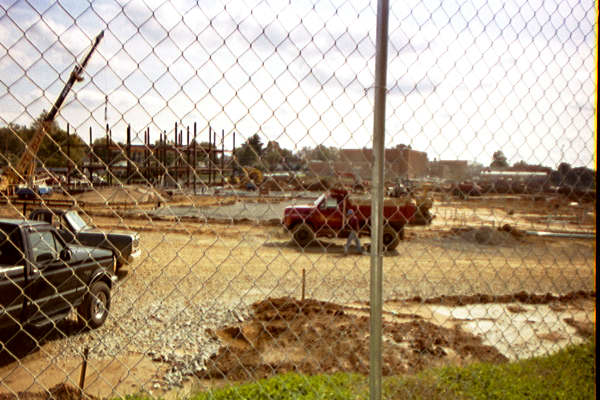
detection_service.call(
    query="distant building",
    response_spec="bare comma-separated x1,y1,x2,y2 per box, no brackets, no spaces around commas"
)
384,147,428,179
429,160,469,181
308,146,428,180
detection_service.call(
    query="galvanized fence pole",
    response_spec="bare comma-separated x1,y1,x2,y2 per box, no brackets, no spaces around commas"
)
370,0,390,399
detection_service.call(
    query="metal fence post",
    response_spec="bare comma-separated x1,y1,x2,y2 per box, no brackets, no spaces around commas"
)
370,0,390,399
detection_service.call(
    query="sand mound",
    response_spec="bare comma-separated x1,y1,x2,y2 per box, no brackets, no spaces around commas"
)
449,225,524,246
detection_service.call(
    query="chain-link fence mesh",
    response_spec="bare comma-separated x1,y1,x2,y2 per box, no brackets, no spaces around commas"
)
0,0,596,398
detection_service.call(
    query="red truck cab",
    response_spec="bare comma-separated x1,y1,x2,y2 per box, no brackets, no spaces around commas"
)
282,189,416,250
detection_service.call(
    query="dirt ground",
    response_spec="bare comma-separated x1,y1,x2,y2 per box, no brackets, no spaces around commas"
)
201,296,509,381
0,188,595,398
201,291,595,381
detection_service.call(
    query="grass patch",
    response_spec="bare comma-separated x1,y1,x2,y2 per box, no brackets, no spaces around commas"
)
433,338,596,400
119,339,595,399
194,373,367,400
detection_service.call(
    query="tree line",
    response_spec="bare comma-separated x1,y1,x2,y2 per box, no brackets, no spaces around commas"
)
0,116,340,174
488,150,595,189
1,116,595,189
0,116,87,169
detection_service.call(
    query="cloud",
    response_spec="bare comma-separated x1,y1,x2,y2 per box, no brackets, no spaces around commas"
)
0,0,596,169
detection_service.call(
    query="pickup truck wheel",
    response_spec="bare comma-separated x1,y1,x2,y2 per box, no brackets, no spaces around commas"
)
292,223,315,247
78,281,111,329
382,225,401,251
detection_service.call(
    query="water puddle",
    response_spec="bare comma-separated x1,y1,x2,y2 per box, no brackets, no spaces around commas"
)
431,302,593,360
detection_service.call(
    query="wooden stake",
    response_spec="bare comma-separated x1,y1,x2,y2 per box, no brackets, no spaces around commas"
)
79,347,89,398
302,268,306,301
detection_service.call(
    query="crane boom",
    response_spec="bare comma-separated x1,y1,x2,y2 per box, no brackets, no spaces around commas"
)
1,31,104,191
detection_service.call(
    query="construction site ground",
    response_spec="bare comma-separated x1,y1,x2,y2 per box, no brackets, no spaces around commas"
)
0,186,595,399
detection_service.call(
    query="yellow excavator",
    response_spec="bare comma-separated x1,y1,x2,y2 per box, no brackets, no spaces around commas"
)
227,166,264,189
0,31,104,196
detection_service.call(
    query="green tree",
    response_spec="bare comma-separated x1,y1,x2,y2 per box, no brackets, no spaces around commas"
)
263,140,292,171
557,162,572,177
0,113,86,170
283,151,304,170
237,134,264,167
0,123,29,168
92,137,123,165
299,145,339,162
490,150,508,169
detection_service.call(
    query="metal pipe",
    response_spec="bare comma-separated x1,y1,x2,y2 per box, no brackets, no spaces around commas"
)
526,231,595,239
370,0,389,399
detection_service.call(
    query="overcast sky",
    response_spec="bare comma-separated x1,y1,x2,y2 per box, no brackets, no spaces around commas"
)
0,0,596,169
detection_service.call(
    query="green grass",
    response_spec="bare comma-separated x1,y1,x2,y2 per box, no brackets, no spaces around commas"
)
432,339,596,400
121,339,595,400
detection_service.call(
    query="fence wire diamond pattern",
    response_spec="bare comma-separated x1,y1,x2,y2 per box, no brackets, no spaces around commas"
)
0,0,596,398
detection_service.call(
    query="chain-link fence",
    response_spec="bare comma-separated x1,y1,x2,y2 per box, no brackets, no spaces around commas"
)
0,0,596,398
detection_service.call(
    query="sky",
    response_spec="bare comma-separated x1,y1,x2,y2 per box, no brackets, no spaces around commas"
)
0,0,597,169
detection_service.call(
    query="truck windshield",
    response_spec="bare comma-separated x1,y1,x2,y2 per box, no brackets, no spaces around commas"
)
65,212,89,232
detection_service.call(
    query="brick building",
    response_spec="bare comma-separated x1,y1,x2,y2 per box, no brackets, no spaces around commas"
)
308,146,428,180
429,160,469,181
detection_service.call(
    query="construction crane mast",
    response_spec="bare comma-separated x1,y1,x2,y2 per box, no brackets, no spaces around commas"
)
0,30,104,194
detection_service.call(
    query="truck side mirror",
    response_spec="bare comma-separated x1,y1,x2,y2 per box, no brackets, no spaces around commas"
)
59,248,72,261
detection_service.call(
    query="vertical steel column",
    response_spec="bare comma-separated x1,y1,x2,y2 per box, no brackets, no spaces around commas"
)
89,127,93,182
232,131,236,168
66,123,71,187
208,127,212,184
126,124,131,184
231,131,236,180
370,0,389,399
163,131,166,175
174,122,178,185
145,128,149,181
221,129,225,186
106,124,111,185
187,126,190,187
213,129,217,184
193,123,197,194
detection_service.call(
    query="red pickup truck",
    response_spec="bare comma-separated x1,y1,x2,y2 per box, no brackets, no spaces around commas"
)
282,189,417,250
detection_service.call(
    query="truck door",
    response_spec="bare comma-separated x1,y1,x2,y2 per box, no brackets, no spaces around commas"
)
0,225,27,330
24,227,80,325
317,196,344,234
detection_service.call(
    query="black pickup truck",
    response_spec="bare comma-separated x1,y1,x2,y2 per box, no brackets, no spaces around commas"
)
29,208,140,273
0,219,116,331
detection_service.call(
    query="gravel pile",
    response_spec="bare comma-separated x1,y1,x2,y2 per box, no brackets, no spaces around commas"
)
51,293,251,390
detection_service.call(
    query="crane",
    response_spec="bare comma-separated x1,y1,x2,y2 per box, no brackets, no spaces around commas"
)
0,30,104,195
